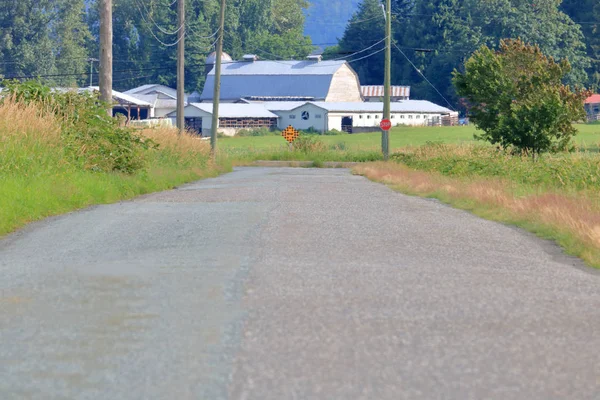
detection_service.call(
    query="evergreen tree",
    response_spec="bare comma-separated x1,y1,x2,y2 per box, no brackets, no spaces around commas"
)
561,0,600,90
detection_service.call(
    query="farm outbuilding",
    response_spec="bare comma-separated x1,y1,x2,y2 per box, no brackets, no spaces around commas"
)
269,101,454,133
167,103,278,136
125,84,180,118
200,55,363,103
585,94,600,122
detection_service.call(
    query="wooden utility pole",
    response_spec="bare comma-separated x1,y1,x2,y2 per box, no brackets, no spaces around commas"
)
382,0,392,160
99,0,113,112
176,0,185,134
210,0,226,155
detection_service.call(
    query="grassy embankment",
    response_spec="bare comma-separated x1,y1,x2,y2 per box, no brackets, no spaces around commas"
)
354,139,600,268
0,98,225,237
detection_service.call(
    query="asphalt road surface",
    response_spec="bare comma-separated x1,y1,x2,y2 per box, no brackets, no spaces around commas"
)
1,167,599,400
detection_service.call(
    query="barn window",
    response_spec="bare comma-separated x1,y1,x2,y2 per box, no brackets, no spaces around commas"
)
359,115,363,119
416,115,421,119
375,115,379,118
391,115,395,119
400,115,405,119
315,114,322,119
409,115,413,119
289,115,296,119
367,115,371,119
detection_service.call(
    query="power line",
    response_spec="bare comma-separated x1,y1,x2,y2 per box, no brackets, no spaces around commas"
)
3,66,174,80
392,42,456,111
134,0,183,35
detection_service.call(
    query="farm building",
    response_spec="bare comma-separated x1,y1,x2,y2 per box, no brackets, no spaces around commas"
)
124,84,180,118
585,94,600,122
361,85,410,102
271,101,455,133
200,55,363,103
167,103,278,136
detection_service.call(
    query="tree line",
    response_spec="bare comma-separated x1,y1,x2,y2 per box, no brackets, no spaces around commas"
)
329,0,599,108
0,0,312,92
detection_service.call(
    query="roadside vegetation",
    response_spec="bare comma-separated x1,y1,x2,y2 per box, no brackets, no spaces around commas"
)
355,41,600,268
354,146,600,268
0,82,223,237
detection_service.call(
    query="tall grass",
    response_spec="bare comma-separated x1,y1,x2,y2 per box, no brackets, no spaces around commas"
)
355,145,600,268
0,98,222,237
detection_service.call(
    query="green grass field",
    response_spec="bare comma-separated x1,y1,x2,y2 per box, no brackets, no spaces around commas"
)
218,124,600,152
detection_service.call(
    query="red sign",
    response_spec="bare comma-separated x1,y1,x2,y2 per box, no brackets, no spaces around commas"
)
380,119,392,131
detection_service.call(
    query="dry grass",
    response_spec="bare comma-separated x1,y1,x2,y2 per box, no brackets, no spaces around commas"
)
355,162,600,267
0,98,61,143
138,127,211,157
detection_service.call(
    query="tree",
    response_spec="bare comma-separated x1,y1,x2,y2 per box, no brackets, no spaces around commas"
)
333,0,592,108
331,0,386,84
453,39,590,156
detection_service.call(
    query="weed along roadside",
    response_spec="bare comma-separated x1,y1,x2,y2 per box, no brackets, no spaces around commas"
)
353,146,600,269
0,82,227,238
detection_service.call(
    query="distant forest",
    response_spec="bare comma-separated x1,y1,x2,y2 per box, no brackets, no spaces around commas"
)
0,0,313,92
325,0,600,108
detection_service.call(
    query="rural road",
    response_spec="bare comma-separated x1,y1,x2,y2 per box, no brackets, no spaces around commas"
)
1,167,599,399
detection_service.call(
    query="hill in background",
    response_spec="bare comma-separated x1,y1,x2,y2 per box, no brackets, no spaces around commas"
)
304,0,361,48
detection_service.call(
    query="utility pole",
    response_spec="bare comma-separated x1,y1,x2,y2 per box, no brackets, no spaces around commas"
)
382,0,392,160
99,0,112,113
176,0,185,134
210,0,226,155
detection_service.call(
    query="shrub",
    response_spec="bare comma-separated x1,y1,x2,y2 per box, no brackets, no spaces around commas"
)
453,39,591,156
293,135,326,153
1,80,154,173
236,127,278,137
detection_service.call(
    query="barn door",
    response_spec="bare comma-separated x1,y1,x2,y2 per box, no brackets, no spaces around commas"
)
185,118,203,135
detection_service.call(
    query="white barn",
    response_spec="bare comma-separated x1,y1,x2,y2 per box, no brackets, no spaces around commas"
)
200,56,363,103
270,101,454,133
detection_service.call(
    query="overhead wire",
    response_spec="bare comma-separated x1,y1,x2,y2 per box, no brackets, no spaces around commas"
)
392,42,456,111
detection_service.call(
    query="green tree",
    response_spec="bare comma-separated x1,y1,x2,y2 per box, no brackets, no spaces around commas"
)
0,0,91,86
331,0,387,84
453,39,590,156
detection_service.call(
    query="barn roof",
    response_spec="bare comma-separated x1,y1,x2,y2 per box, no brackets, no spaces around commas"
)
586,94,600,104
306,100,453,114
186,103,279,118
200,60,348,101
125,84,179,99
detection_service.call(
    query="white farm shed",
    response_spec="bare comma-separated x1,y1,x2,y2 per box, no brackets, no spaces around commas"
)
270,101,454,133
167,103,278,136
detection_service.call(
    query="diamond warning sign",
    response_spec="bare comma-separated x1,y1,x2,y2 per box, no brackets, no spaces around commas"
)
281,125,300,143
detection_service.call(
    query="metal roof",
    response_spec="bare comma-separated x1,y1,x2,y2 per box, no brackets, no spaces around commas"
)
208,60,346,76
260,102,309,111
125,84,178,99
586,94,600,104
200,60,348,101
361,85,411,98
187,103,279,118
201,76,335,101
305,101,453,114
84,87,153,107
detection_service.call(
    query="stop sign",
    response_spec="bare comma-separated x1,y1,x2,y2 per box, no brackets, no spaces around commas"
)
380,119,392,131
